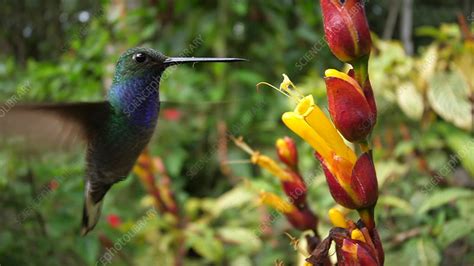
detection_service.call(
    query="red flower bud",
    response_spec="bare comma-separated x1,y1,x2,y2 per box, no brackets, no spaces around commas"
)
260,192,317,231
281,170,307,207
286,206,318,231
320,0,372,62
316,152,378,210
325,69,376,142
275,137,299,171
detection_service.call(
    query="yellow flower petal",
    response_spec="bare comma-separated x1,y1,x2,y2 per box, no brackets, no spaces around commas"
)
328,208,349,228
351,229,366,243
259,191,295,214
299,95,356,164
282,111,333,162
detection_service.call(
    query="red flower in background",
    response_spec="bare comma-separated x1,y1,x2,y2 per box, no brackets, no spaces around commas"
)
48,180,59,191
106,214,122,228
163,108,182,121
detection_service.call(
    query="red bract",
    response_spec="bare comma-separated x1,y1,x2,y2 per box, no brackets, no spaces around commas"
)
370,227,385,264
325,69,376,142
320,0,372,62
339,239,379,266
352,69,377,121
307,225,382,265
281,170,307,207
316,152,378,210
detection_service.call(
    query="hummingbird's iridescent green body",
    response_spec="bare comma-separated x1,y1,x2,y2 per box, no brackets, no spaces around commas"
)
0,47,245,235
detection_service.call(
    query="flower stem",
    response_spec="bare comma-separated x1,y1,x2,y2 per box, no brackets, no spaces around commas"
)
351,55,370,85
358,207,375,230
359,140,370,153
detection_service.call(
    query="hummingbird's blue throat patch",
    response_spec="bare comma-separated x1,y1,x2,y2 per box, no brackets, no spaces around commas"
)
109,74,161,127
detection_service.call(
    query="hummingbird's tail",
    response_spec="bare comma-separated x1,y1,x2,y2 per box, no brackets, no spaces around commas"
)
81,180,112,236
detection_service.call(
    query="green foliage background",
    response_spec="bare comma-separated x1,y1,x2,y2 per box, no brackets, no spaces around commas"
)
0,1,473,265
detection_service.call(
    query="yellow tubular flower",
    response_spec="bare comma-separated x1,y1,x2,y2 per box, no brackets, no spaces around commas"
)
251,153,293,182
282,95,356,165
260,75,378,210
259,191,295,214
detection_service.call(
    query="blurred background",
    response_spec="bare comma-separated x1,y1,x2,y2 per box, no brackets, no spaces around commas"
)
0,0,473,265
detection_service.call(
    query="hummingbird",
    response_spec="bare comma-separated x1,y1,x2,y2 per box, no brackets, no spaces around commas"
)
0,47,245,235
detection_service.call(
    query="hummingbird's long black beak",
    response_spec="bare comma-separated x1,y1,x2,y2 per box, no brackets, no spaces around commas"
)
163,57,247,67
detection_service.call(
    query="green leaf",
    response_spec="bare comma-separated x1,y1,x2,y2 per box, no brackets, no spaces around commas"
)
415,26,442,38
416,238,441,266
214,186,254,216
375,160,409,186
378,195,414,215
386,238,441,266
163,147,187,177
217,227,262,252
76,237,100,265
230,256,253,266
418,188,474,214
187,228,223,262
457,198,474,221
417,45,438,82
397,82,424,120
394,141,415,157
436,122,474,176
0,231,13,253
427,70,472,131
437,219,474,249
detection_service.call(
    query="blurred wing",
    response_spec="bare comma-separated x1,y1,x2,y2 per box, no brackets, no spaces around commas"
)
0,102,111,150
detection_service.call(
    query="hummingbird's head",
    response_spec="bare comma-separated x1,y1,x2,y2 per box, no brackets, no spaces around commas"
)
113,47,247,84
108,47,246,121
113,47,168,84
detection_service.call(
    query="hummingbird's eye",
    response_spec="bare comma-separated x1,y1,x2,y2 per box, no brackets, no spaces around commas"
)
132,53,147,63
